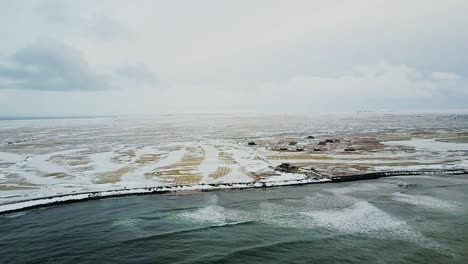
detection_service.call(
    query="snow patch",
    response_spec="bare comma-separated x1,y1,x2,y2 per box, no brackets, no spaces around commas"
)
384,138,468,152
217,169,254,183
198,145,219,184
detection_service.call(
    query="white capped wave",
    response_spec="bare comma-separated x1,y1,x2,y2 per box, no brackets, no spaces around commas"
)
175,194,443,249
300,201,407,233
255,198,442,249
297,201,441,248
392,192,459,210
303,193,357,210
177,195,251,225
112,217,142,230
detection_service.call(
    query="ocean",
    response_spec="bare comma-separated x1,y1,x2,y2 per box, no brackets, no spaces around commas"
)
1,173,467,263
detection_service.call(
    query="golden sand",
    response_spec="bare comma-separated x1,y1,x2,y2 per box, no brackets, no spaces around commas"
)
267,154,333,160
112,149,137,163
240,166,261,181
209,166,232,179
219,151,236,164
174,175,203,185
45,172,70,178
96,166,133,184
146,147,204,183
135,154,162,164
0,185,39,191
0,175,39,190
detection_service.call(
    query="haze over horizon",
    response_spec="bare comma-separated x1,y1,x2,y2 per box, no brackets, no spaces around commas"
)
1,0,467,116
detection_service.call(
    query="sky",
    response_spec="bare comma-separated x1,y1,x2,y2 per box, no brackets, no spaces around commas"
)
0,0,467,116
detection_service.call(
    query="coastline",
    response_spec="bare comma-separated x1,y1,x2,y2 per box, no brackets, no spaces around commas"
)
1,168,465,215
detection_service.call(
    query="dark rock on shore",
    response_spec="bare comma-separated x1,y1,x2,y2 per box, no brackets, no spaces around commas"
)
318,141,327,145
344,147,356,152
275,163,299,173
305,136,315,139
248,142,256,146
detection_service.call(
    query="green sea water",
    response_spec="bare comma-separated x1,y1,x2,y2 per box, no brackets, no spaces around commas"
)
1,174,467,264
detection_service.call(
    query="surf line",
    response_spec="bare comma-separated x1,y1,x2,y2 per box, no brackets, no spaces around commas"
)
0,169,466,215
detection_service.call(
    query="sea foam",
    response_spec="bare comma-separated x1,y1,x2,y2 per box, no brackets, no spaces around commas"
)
392,192,459,210
177,195,251,225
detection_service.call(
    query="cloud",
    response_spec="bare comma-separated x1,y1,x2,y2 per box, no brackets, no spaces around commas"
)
112,64,158,88
0,40,157,91
0,40,108,91
0,1,467,115
35,0,131,41
232,62,468,111
431,72,460,81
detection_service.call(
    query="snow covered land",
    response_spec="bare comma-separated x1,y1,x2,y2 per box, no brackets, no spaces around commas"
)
0,114,467,213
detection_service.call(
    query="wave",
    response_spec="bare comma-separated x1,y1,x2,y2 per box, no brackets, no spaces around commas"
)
391,192,459,210
174,193,442,249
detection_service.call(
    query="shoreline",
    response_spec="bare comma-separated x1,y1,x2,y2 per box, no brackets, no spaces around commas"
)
1,169,466,215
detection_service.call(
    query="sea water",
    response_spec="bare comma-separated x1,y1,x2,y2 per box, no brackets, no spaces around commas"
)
1,174,467,263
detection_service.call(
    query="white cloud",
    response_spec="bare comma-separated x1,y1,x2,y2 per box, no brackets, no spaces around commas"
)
0,0,467,115
254,63,462,104
431,72,460,81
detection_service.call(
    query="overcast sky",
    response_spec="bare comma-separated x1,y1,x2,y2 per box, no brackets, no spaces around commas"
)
0,0,467,116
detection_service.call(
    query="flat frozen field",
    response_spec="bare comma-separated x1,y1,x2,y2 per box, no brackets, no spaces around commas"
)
0,114,467,205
